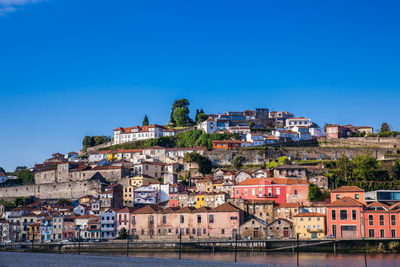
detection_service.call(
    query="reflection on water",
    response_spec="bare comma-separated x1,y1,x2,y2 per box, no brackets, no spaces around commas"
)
76,251,400,267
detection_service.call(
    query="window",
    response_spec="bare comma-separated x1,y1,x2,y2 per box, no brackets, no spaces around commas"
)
230,216,238,220
258,188,262,196
379,215,384,226
244,189,248,196
294,189,298,195
339,210,347,220
197,215,202,223
276,188,280,195
355,194,359,200
352,210,357,220
162,215,167,224
209,215,214,223
336,194,340,200
180,215,184,224
391,215,396,226
369,215,374,226
369,229,375,238
221,229,225,234
132,216,136,225
392,229,396,238
380,229,385,238
252,189,255,195
149,215,154,223
268,188,272,196
331,210,336,220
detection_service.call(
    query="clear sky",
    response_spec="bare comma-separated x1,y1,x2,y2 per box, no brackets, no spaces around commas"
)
1,0,400,172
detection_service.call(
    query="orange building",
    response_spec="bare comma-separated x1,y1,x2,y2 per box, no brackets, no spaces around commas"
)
212,140,250,149
331,186,365,204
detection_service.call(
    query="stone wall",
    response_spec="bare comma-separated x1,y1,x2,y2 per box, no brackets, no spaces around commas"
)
0,180,103,200
207,146,396,166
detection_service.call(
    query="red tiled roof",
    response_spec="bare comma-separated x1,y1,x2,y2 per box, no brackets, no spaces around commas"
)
210,203,240,212
331,186,364,193
326,197,365,207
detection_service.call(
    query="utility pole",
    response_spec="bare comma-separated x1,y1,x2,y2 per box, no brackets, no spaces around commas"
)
234,234,238,263
179,231,182,260
296,233,299,266
126,235,129,257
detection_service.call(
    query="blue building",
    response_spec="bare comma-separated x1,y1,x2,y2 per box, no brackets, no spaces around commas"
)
40,217,52,242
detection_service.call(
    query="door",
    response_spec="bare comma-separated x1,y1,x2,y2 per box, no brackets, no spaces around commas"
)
341,226,357,239
311,233,317,239
284,230,289,238
254,230,259,239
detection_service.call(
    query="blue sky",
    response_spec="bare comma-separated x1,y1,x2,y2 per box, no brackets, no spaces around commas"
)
1,0,400,171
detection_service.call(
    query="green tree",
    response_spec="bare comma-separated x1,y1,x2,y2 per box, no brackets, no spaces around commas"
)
380,122,390,133
231,155,245,169
249,121,255,129
83,136,94,147
173,107,189,126
196,113,208,124
16,169,34,184
336,155,353,181
391,160,400,180
56,198,72,206
184,152,212,175
143,115,149,126
352,154,378,181
14,197,24,207
170,98,193,126
308,184,323,201
119,227,128,239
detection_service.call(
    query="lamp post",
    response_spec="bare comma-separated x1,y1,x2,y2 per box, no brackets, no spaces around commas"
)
75,226,81,255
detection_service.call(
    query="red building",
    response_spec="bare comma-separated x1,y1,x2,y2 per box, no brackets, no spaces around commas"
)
233,178,309,204
63,214,76,240
326,197,365,239
363,202,400,238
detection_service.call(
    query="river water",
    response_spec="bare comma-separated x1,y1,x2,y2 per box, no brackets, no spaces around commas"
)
76,251,400,267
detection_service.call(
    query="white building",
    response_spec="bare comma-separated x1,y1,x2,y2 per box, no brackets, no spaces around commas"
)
285,117,312,129
196,118,217,134
245,133,266,146
113,124,175,145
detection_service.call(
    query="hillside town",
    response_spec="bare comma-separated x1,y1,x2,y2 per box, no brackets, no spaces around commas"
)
1,100,400,243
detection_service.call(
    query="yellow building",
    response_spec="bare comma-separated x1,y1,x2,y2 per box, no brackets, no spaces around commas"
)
79,195,93,205
195,192,206,208
130,174,157,187
293,212,326,239
28,223,41,242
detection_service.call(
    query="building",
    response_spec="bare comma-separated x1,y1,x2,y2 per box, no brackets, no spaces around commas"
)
63,214,76,240
134,185,158,206
40,217,52,242
266,218,294,239
113,124,175,145
100,209,117,239
331,186,365,204
212,140,252,149
326,197,364,239
233,178,309,204
364,190,400,203
325,124,373,139
363,202,392,238
131,203,244,240
285,117,312,129
293,212,326,239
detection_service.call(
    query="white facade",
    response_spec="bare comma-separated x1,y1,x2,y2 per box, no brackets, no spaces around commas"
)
285,117,312,129
197,118,217,134
113,124,175,145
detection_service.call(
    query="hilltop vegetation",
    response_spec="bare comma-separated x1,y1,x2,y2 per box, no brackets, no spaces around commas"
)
100,129,240,151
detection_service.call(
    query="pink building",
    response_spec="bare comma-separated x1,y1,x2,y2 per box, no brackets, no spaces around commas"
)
233,178,309,204
116,207,136,235
130,203,244,240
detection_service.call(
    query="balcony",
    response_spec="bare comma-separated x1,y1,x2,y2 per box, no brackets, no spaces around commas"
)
307,228,324,233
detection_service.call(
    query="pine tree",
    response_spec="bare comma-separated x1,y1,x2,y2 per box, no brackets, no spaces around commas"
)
143,115,149,126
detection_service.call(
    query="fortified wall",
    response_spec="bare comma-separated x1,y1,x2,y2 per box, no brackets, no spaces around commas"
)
0,180,103,200
207,146,397,166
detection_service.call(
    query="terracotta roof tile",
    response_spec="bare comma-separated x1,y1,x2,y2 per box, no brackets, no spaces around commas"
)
331,186,364,193
326,197,365,207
